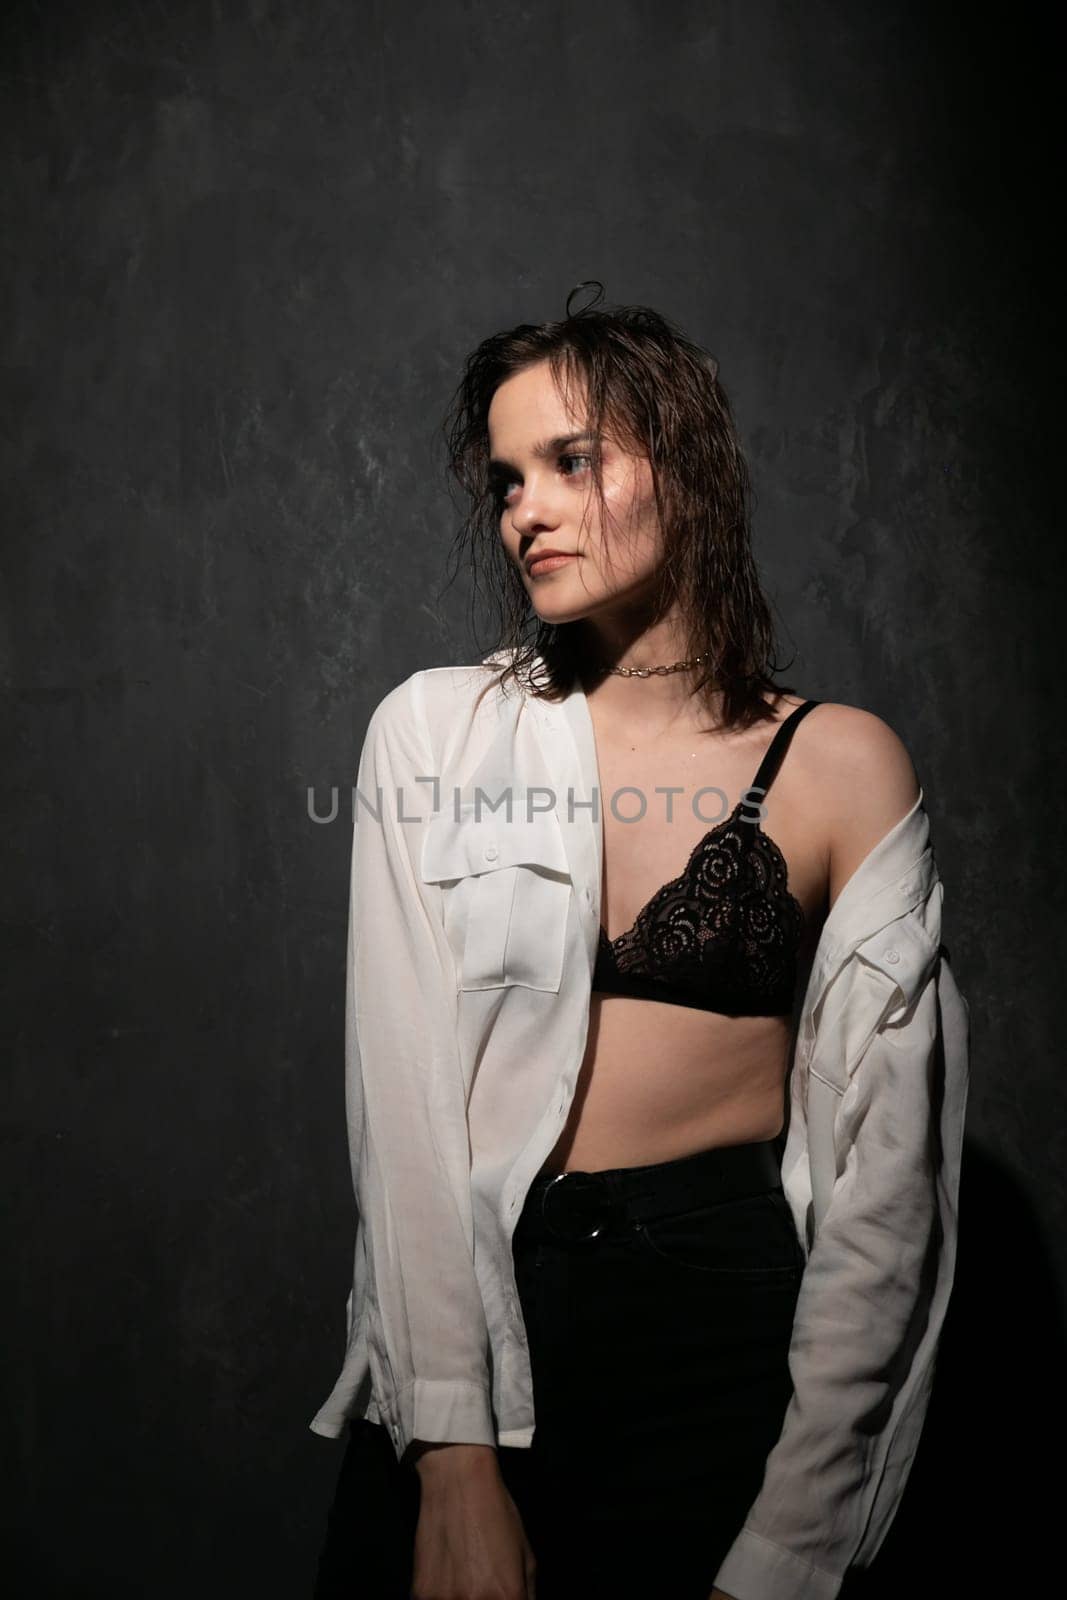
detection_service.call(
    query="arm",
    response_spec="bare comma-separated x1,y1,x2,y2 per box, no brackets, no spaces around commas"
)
346,673,496,1464
714,954,967,1600
713,715,969,1599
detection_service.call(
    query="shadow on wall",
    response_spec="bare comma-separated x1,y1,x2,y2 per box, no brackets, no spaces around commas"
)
839,1137,1066,1597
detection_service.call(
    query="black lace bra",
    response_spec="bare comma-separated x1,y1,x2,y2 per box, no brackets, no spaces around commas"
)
592,699,820,1017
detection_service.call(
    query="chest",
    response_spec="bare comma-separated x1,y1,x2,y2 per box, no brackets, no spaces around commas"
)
594,732,809,927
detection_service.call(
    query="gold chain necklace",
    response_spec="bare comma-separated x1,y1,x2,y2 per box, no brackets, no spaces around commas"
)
602,653,710,678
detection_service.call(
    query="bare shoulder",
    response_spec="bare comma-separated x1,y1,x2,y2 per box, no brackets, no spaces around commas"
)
798,700,919,804
790,699,921,910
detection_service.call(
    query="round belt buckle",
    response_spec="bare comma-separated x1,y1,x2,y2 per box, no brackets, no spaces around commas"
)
540,1172,612,1242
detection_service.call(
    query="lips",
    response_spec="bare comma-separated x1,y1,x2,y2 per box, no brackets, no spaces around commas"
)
525,550,578,576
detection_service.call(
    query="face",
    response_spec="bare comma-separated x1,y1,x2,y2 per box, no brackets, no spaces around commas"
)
486,359,666,626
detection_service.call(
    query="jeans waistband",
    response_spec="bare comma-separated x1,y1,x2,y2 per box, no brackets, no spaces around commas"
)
514,1137,783,1246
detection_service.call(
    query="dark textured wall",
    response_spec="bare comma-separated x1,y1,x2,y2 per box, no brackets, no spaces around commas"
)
3,1,1062,1593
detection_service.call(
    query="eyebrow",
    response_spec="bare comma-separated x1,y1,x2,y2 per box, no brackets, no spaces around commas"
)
487,432,598,476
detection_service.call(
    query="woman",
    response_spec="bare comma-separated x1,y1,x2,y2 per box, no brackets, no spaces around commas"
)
311,285,969,1600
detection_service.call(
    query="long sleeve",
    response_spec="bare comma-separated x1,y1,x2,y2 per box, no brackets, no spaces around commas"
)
713,948,970,1600
342,674,495,1464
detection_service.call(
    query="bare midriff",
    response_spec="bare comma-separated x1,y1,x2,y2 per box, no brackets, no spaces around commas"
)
539,999,800,1175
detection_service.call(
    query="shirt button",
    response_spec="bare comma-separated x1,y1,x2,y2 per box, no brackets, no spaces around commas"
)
484,844,498,861
884,947,901,964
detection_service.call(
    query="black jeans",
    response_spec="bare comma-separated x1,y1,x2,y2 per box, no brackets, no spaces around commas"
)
314,1139,803,1599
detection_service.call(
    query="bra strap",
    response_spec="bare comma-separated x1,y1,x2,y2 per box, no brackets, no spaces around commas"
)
743,699,821,819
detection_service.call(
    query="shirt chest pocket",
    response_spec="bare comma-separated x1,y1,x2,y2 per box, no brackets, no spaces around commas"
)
803,907,940,1092
419,806,572,993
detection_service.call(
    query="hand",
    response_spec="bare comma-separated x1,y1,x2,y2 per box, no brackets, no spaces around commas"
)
708,1590,738,1599
411,1443,536,1599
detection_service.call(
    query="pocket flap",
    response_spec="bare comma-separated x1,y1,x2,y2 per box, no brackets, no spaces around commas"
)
853,909,939,1019
420,806,570,883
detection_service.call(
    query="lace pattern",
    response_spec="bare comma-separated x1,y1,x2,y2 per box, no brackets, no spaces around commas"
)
594,803,805,1017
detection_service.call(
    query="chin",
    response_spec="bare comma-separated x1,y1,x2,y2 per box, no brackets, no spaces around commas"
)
523,575,603,624
530,598,597,627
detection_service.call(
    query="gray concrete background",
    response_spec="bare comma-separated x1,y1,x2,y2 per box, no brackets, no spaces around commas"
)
3,1,1062,1593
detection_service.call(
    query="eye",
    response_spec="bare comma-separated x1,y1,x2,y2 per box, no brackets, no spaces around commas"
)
492,474,520,510
492,453,592,513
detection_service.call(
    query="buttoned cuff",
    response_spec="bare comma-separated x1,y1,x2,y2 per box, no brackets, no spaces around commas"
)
379,1377,497,1465
713,1528,842,1600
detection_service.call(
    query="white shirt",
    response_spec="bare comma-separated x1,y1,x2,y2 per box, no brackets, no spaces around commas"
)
310,653,970,1600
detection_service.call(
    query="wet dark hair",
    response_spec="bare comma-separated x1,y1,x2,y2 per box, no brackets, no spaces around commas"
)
440,282,796,730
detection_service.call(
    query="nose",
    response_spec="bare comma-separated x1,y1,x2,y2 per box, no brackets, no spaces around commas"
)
509,477,561,536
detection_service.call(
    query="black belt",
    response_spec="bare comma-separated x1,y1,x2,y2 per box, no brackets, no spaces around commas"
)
514,1137,783,1246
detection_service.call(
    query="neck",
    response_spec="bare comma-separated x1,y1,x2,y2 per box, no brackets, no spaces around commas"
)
572,616,723,734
